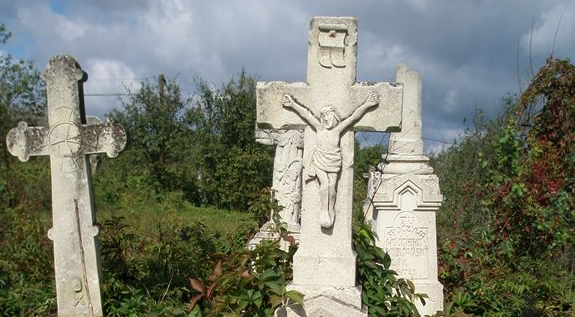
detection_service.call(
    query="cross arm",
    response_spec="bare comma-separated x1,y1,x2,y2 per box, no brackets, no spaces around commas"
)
349,82,404,132
82,119,127,158
256,81,311,130
6,122,49,162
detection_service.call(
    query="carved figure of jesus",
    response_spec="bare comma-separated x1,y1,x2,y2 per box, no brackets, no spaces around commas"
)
282,93,379,228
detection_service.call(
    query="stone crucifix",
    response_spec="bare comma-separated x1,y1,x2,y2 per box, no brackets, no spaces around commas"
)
281,93,379,227
257,17,403,316
5,55,127,317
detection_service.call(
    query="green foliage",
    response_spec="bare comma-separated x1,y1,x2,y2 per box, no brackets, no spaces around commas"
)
188,71,273,210
0,24,53,316
107,76,200,204
96,207,258,317
188,239,300,317
0,24,11,44
104,71,273,211
353,142,386,217
432,58,575,316
0,208,55,316
0,23,47,211
247,187,279,228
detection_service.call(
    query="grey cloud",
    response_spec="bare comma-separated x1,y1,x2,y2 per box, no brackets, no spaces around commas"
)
2,0,574,151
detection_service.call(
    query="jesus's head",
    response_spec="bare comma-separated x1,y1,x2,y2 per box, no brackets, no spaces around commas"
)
320,107,340,130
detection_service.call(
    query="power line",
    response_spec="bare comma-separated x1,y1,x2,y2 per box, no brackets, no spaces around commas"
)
84,93,127,97
422,137,454,144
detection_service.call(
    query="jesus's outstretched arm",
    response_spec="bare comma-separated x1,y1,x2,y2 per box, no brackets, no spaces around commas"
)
282,94,321,130
336,93,379,133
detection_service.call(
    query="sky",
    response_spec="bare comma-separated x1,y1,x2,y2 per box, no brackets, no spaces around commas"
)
1,0,574,152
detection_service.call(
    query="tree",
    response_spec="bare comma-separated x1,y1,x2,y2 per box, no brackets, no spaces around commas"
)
101,76,201,205
188,71,273,210
0,23,47,209
101,71,274,211
0,24,54,316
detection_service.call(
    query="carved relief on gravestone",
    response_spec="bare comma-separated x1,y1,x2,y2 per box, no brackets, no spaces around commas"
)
6,55,127,317
257,129,305,228
249,129,304,251
383,190,430,279
317,22,352,68
281,93,379,228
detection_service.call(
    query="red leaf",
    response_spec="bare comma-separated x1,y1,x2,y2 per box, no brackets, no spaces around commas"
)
189,278,205,293
206,283,216,299
188,294,203,310
208,259,222,281
282,234,296,246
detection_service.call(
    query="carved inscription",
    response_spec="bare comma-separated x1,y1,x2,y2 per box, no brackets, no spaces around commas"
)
383,211,429,278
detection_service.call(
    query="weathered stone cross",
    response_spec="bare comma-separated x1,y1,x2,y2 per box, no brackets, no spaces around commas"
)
257,17,403,316
6,56,127,317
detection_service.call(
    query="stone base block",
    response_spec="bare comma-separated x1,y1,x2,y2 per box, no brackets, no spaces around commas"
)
414,282,444,316
292,252,357,286
275,285,366,317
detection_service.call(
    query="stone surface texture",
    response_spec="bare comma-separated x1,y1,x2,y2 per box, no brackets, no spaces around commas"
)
5,55,127,317
257,17,404,316
366,65,444,315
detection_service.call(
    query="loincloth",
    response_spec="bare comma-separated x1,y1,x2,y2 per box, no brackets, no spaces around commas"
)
312,147,342,173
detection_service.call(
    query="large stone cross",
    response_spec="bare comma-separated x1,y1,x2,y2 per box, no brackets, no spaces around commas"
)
5,55,127,317
257,17,403,316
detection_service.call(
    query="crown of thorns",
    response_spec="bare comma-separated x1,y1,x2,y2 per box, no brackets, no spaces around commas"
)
320,107,340,122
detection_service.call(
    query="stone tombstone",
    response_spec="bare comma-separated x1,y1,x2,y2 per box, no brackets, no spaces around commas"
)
257,17,403,316
367,65,444,315
248,129,304,251
5,55,127,317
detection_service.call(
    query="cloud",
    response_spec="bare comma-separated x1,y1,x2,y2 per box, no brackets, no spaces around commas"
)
83,59,140,117
520,3,575,58
441,89,458,114
16,2,86,48
2,0,574,153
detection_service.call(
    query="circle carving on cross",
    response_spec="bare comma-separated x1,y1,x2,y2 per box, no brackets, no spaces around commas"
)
48,122,83,158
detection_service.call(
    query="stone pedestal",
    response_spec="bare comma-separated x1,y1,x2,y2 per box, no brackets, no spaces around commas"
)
276,286,365,317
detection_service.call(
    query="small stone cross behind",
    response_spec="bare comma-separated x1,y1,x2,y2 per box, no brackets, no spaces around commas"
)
6,55,127,317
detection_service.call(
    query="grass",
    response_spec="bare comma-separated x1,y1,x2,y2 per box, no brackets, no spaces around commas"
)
98,199,257,240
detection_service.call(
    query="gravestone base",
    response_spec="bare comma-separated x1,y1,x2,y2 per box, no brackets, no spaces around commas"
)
248,221,301,252
371,164,444,316
292,250,357,287
275,285,366,317
413,282,444,316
